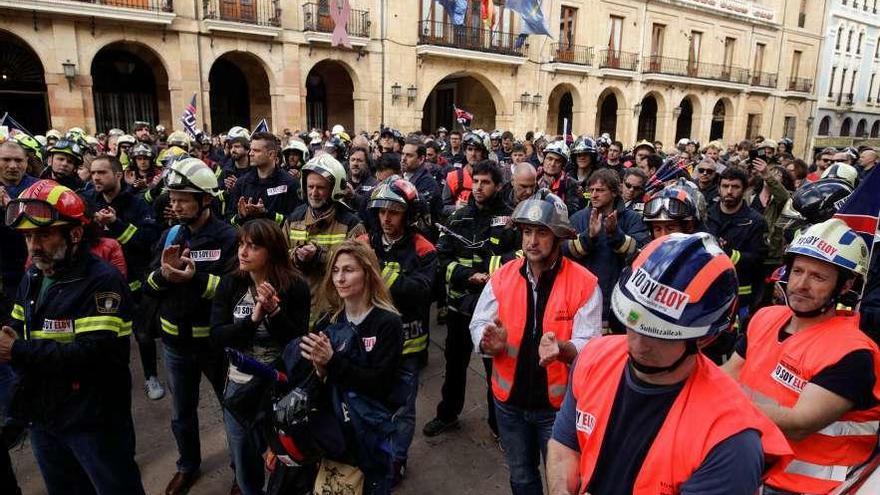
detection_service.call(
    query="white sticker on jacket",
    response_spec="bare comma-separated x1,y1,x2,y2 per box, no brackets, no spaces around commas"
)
771,362,808,393
575,409,596,435
362,336,377,352
624,267,690,319
42,319,74,334
266,185,288,196
190,250,221,262
491,216,510,227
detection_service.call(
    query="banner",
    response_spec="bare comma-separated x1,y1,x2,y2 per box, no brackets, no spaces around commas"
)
181,94,199,138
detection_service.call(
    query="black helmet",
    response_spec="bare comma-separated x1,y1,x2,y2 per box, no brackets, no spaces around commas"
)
265,380,325,466
792,179,853,225
369,176,425,226
462,131,487,151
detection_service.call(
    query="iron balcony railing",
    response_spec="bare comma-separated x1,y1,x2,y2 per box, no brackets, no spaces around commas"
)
302,2,370,38
551,43,593,66
642,55,750,84
203,0,280,26
74,0,172,10
597,49,638,71
830,92,855,106
417,20,527,57
787,77,813,93
750,71,778,88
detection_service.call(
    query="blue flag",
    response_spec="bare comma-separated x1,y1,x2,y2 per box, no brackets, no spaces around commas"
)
835,168,880,252
253,118,269,134
180,94,199,138
506,0,550,36
436,0,467,25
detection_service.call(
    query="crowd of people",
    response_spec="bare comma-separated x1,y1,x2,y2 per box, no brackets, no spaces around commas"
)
0,118,879,495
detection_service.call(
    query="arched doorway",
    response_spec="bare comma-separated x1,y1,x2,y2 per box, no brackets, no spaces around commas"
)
674,97,694,142
709,100,726,141
597,90,619,139
306,61,354,132
0,31,48,134
819,116,831,136
636,95,658,141
546,85,576,135
92,42,170,133
841,117,853,137
857,118,868,137
871,120,880,138
209,52,270,134
421,74,497,133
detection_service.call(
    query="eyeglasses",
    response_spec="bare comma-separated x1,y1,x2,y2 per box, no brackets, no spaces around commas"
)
623,182,643,190
696,168,715,175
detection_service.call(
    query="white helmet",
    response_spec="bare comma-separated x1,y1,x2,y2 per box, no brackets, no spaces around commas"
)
544,140,570,162
301,154,348,204
331,124,346,136
227,126,251,141
283,139,310,161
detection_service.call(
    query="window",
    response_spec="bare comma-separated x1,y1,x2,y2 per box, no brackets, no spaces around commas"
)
651,23,666,58
851,70,859,95
723,37,736,70
689,31,703,63
869,73,875,102
609,15,623,53
836,26,843,50
858,32,864,54
829,66,837,96
753,43,766,73
876,37,880,58
746,113,762,140
783,116,796,139
790,50,802,80
560,6,577,46
798,0,807,27
841,68,849,98
818,116,831,136
847,29,854,52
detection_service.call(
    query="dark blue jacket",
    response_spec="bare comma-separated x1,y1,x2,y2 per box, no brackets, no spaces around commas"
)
706,202,768,306
565,199,650,320
227,167,301,225
0,174,38,291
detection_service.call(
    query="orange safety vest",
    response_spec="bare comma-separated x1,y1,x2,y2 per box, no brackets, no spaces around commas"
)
739,305,880,494
572,336,792,495
445,166,472,204
489,257,598,408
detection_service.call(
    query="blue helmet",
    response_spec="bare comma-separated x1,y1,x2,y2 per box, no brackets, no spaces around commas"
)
611,232,738,340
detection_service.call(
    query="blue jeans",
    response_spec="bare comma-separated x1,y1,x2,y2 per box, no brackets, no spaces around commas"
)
391,357,420,464
223,380,267,495
164,343,225,474
29,420,145,495
494,399,557,495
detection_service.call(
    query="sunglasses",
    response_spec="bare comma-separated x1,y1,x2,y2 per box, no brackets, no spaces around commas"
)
696,168,715,175
623,182,643,190
818,158,831,162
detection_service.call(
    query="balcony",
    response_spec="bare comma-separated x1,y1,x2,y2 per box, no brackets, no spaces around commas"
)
750,71,778,88
830,92,855,107
0,0,175,24
303,2,370,40
203,0,281,36
597,49,638,71
416,20,527,65
642,56,750,84
786,77,813,93
550,43,593,66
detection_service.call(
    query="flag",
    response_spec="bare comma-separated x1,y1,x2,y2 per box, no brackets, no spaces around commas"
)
481,0,496,28
0,112,32,137
253,118,269,134
514,33,529,50
181,94,199,138
453,105,473,129
834,168,880,253
436,0,467,25
506,0,550,36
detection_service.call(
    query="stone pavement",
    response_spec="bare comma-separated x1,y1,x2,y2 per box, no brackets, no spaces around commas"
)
11,317,512,494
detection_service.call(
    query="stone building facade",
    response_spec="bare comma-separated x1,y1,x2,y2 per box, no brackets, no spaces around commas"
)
0,0,823,156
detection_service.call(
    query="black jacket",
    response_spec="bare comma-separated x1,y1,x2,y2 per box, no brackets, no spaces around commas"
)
227,167,301,225
8,253,133,432
144,215,238,348
437,193,520,315
706,202,768,304
210,273,310,362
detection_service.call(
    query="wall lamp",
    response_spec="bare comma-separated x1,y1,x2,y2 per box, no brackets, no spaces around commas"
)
62,60,76,91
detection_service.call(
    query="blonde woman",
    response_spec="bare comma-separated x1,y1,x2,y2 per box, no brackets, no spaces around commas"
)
300,240,403,495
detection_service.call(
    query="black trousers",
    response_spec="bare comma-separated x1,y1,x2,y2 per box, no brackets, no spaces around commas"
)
435,309,497,434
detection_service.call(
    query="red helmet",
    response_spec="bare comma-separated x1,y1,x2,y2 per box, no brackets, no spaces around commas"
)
5,180,90,231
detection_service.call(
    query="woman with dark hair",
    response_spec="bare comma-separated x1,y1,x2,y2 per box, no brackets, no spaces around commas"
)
299,240,403,495
210,219,310,495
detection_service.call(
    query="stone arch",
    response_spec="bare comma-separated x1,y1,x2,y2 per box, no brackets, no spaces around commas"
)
709,97,734,142
305,59,356,132
90,41,171,133
637,91,665,142
596,87,626,140
857,118,868,137
674,94,701,142
546,83,581,135
819,116,832,136
841,117,853,136
0,29,49,134
871,120,880,138
420,71,502,132
418,70,506,120
208,51,272,133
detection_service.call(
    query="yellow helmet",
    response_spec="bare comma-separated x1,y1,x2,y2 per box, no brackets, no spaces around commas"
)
166,131,191,151
165,157,220,197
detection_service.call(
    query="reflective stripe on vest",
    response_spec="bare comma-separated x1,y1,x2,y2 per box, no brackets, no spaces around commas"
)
289,229,347,248
489,257,597,408
160,317,210,338
572,336,792,494
739,305,880,494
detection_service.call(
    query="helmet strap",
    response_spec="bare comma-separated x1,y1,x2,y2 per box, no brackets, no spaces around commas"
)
628,341,697,376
